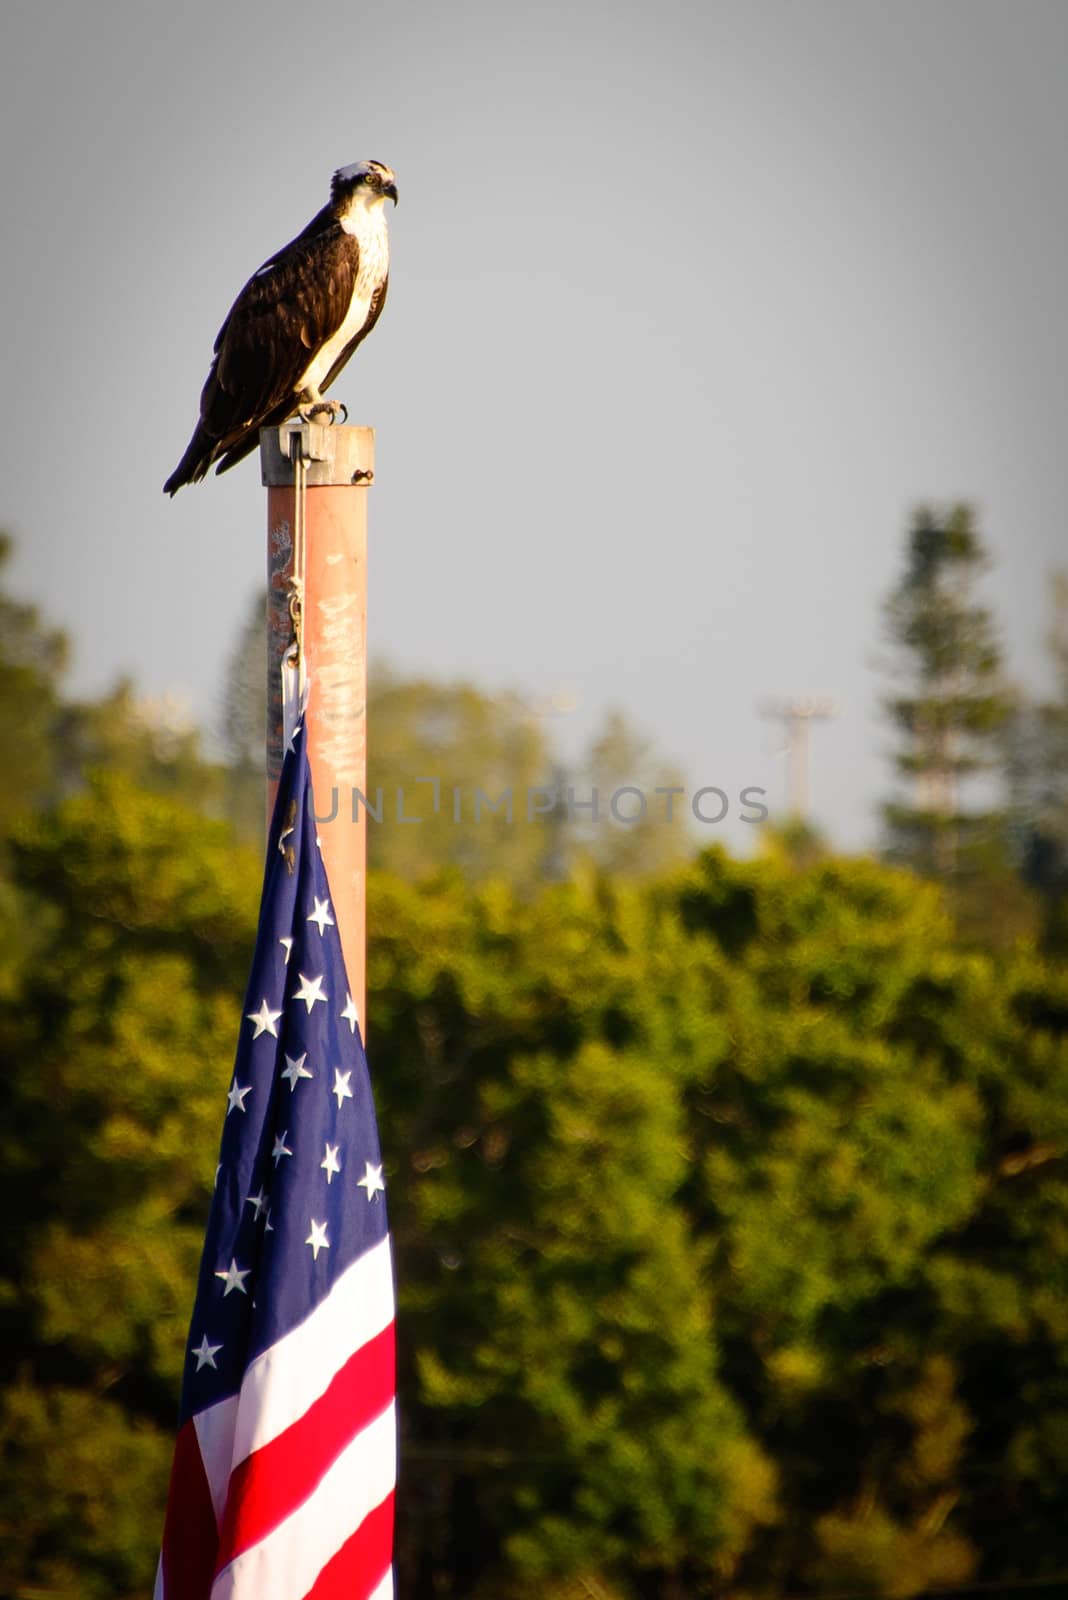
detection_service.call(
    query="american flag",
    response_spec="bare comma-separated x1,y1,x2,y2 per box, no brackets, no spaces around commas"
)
155,720,395,1600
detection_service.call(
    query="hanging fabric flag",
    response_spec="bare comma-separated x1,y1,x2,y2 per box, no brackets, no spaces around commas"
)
155,713,394,1600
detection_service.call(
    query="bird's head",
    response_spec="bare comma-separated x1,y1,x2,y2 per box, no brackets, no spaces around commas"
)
331,160,399,212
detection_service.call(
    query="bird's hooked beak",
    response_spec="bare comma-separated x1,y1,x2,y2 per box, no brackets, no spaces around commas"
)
383,180,398,206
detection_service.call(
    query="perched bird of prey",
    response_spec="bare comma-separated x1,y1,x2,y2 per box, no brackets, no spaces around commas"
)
164,160,397,495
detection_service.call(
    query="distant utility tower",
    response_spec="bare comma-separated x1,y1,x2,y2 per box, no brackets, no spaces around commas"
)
761,697,840,818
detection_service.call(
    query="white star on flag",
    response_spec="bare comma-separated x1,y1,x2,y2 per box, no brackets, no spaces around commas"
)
307,896,335,934
340,991,360,1034
271,1132,293,1165
226,1080,251,1115
191,1334,222,1371
306,1219,330,1260
246,998,282,1038
321,1142,342,1184
279,935,294,965
281,1052,313,1091
245,1187,268,1219
293,971,327,1013
332,1068,353,1108
214,1258,250,1297
357,1161,386,1200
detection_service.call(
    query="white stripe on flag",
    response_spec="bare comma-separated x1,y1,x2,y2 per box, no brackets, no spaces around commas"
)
211,1401,397,1600
367,1568,395,1600
194,1394,240,1528
232,1235,394,1466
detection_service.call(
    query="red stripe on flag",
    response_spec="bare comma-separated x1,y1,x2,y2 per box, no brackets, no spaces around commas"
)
161,1418,219,1600
214,1320,395,1574
303,1489,395,1600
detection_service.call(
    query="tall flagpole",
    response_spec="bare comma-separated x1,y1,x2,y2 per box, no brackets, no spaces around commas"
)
261,421,375,1031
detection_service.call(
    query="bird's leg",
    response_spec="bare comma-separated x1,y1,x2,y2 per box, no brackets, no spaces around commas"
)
297,387,348,426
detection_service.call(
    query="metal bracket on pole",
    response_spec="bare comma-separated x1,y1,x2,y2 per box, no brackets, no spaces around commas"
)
262,422,375,486
279,421,334,467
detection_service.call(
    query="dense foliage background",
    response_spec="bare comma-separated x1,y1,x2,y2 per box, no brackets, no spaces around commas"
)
0,516,1066,1600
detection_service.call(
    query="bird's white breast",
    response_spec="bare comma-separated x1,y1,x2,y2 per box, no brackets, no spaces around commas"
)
298,196,390,395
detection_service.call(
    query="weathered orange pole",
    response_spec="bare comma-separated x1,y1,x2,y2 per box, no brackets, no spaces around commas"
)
261,423,374,1031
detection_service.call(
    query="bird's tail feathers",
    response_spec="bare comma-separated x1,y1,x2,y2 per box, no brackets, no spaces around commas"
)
163,423,217,496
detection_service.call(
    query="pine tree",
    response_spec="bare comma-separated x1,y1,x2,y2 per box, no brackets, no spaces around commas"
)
882,504,1011,880
1004,571,1068,950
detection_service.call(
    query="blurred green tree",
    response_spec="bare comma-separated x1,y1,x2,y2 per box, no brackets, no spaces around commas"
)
2,540,1067,1600
1005,570,1068,952
219,587,268,843
365,666,555,884
3,776,1067,1598
0,777,259,1599
0,532,69,829
670,848,1068,1596
566,706,693,879
880,506,1028,943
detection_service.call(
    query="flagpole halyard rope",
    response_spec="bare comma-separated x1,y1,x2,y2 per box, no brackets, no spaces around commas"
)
288,445,308,679
279,427,312,754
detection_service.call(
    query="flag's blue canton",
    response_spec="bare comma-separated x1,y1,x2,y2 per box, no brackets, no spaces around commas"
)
179,724,388,1424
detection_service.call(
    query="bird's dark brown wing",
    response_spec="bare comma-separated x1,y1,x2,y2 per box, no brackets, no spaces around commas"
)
209,272,388,481
164,215,362,491
201,217,362,453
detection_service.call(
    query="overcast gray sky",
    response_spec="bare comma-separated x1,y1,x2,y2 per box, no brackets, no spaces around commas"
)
2,0,1065,850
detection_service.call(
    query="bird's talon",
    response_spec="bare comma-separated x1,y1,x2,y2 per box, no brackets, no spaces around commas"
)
298,400,347,426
